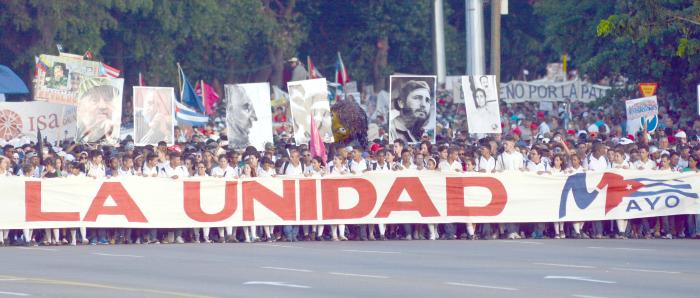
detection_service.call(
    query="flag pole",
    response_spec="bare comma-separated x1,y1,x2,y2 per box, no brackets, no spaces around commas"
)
176,63,183,102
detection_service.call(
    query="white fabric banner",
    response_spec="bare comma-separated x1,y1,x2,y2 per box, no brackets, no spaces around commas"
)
1,170,698,229
499,79,610,103
0,101,77,143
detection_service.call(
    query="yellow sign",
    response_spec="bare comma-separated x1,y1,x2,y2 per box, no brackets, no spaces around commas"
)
639,83,658,97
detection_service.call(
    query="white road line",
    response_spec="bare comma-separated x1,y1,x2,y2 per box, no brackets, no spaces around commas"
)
503,241,544,245
254,244,299,248
610,267,680,274
261,266,313,273
243,281,310,289
341,249,401,254
0,291,30,296
572,295,609,298
587,246,654,252
329,272,389,279
92,253,144,258
15,247,56,252
545,276,616,284
0,278,27,282
533,263,596,269
444,282,518,291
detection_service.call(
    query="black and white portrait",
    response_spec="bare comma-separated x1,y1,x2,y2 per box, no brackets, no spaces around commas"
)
389,75,436,143
462,75,502,134
225,83,273,150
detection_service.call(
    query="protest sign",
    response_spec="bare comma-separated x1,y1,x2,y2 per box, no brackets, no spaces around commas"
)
225,83,274,151
0,102,76,143
389,75,437,143
287,78,334,144
34,54,102,105
1,170,698,229
499,79,610,103
75,77,124,145
626,96,658,136
462,75,502,134
133,87,175,146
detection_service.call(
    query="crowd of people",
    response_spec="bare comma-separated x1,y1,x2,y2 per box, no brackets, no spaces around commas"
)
2,86,700,247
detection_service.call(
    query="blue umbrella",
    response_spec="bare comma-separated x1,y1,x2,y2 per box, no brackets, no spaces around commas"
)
0,64,29,94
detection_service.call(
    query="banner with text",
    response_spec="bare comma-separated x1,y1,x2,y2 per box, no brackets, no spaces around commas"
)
0,102,77,143
500,79,611,103
1,170,698,229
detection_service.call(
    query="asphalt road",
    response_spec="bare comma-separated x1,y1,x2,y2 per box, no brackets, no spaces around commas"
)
0,239,698,298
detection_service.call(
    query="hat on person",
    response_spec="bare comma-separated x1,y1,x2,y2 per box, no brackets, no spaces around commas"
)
649,146,659,154
370,143,383,153
264,142,275,151
344,145,353,152
64,154,75,162
675,130,687,139
512,127,522,136
567,129,576,136
125,142,135,151
619,138,634,145
26,152,37,159
536,111,545,119
288,57,299,63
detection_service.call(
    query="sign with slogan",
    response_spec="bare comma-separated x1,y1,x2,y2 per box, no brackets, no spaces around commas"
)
0,101,77,143
0,170,698,229
499,79,610,103
638,83,658,97
625,96,658,136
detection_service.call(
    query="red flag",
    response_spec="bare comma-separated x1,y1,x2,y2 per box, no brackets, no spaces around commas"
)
307,56,322,79
309,112,327,164
335,52,349,86
195,80,221,115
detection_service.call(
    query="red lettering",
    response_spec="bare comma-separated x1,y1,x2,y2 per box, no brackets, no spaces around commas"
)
298,179,317,220
321,178,376,220
446,177,507,216
242,180,296,221
48,113,59,129
375,177,440,218
83,182,147,222
25,181,80,221
184,181,237,222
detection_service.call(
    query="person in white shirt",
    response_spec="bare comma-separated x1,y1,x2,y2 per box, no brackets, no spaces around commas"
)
257,157,277,242
86,151,106,179
119,157,138,176
476,144,497,173
281,150,304,241
633,146,657,170
494,137,524,239
370,150,392,171
141,155,160,177
326,154,349,241
348,148,369,174
304,156,326,241
159,152,189,244
437,146,461,240
211,155,237,178
438,147,462,173
496,137,525,172
526,148,549,173
585,142,610,239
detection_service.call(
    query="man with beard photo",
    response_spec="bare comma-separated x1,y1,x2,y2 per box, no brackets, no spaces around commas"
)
389,79,434,143
226,85,258,149
76,79,121,144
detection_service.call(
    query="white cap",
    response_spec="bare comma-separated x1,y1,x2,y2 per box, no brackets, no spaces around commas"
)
675,131,687,138
619,138,634,145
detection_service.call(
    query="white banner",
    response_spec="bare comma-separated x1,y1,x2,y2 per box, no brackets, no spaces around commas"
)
0,102,76,143
499,79,610,103
1,170,698,229
625,96,658,136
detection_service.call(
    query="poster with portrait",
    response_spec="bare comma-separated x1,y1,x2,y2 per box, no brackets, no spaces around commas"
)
225,83,274,150
33,54,103,105
133,87,175,146
0,102,76,143
389,75,436,143
462,75,502,134
75,77,124,145
287,78,334,144
271,85,293,139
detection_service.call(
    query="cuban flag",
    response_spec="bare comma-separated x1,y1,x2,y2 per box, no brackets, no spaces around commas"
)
335,52,349,86
99,62,121,78
175,101,209,127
